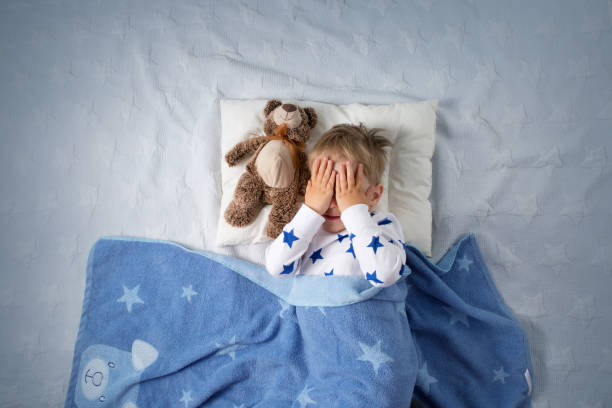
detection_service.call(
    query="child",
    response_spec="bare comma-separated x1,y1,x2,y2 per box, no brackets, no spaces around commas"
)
264,123,407,288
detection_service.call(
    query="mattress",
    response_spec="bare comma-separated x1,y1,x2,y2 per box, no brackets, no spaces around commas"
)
1,0,611,406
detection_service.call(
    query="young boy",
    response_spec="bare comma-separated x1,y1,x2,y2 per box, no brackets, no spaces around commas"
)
264,123,407,288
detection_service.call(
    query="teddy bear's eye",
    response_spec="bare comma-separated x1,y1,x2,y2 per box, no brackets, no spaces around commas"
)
107,361,115,368
99,395,105,402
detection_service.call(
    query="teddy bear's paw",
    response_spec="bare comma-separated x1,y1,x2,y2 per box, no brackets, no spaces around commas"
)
224,200,262,227
224,152,237,167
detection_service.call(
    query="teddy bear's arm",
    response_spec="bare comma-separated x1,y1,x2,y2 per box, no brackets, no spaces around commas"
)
225,137,267,167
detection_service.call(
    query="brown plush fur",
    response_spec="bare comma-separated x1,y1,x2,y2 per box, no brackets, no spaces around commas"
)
224,99,318,239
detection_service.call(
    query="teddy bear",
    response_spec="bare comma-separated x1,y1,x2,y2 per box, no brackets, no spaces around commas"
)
224,99,318,239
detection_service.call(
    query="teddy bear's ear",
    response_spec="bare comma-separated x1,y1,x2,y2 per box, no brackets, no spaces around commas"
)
304,107,318,129
264,99,282,116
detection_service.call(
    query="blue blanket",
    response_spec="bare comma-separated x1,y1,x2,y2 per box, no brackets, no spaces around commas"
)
65,234,533,407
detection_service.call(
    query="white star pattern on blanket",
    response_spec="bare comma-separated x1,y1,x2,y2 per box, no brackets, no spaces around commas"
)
357,340,393,376
181,285,198,303
443,306,471,328
179,390,193,407
493,366,510,384
417,362,438,395
117,284,144,313
214,336,245,360
457,255,473,273
296,385,316,408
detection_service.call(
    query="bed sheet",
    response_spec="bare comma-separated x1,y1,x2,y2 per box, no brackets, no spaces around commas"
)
1,0,611,406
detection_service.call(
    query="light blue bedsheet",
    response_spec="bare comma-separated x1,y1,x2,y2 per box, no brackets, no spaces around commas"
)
65,234,532,407
2,1,611,406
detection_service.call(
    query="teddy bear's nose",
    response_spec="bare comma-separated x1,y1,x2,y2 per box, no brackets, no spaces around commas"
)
282,104,297,112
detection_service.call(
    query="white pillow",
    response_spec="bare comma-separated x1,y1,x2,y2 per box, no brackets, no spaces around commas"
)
216,99,437,257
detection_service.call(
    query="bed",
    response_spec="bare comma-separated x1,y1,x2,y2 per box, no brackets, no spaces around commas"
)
1,0,611,406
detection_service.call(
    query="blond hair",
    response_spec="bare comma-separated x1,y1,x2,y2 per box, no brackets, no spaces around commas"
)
309,123,392,184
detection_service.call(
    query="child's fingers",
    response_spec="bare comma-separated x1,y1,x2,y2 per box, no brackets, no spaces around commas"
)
338,164,347,191
346,161,354,187
316,157,328,182
335,174,341,194
326,170,335,190
322,159,333,183
311,158,320,179
356,163,364,187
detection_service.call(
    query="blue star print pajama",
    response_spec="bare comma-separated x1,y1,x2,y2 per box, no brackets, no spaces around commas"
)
265,203,407,287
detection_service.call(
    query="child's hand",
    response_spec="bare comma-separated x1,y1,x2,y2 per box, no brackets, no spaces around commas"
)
305,157,336,215
335,161,368,213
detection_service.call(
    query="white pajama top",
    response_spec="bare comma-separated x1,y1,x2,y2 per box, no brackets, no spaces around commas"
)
264,203,407,288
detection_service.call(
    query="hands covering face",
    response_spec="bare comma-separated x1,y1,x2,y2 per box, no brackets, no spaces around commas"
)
334,160,369,213
304,157,335,215
305,157,369,216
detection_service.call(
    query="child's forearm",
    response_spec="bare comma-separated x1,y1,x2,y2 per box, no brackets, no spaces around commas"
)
265,203,325,276
340,204,407,287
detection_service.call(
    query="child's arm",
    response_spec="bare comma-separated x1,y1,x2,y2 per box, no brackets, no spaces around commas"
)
265,157,335,277
335,161,406,288
264,203,325,276
340,204,406,287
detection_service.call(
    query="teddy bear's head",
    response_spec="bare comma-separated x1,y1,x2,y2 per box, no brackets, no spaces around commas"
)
262,99,318,143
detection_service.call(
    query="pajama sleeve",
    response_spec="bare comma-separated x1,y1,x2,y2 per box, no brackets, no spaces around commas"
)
340,204,407,288
265,203,325,277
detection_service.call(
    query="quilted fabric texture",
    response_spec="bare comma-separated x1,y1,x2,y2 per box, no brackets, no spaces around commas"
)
217,99,437,256
0,0,611,407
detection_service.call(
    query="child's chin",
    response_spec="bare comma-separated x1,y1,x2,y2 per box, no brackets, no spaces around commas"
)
322,221,345,233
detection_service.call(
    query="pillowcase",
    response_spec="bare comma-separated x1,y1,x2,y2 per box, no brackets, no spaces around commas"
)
216,99,437,257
